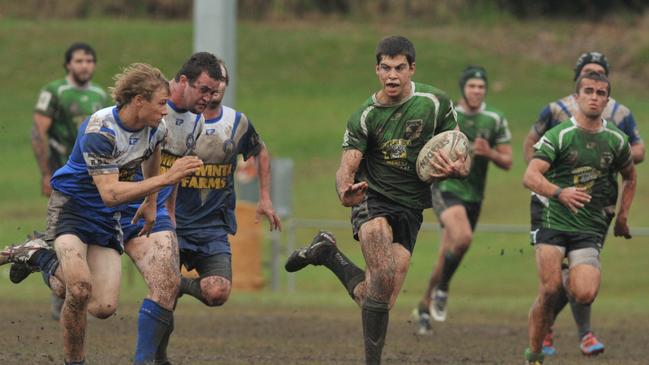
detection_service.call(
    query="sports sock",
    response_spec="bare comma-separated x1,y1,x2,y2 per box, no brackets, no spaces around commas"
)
570,301,592,339
438,250,462,292
320,247,365,299
551,285,569,320
134,299,173,365
179,277,209,305
361,297,389,365
64,360,85,365
29,248,59,277
155,314,174,364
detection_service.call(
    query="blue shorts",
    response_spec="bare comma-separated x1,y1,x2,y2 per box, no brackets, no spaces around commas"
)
177,229,231,256
47,190,124,253
121,206,175,243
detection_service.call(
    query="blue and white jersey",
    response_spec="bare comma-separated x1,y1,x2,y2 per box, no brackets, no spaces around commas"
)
175,105,263,238
533,95,642,144
123,100,204,212
51,106,167,214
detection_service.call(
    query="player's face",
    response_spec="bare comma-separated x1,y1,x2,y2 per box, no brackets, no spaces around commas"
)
376,55,415,101
184,72,221,114
206,78,227,110
580,63,606,76
139,87,170,127
463,79,486,109
66,50,95,85
576,79,609,118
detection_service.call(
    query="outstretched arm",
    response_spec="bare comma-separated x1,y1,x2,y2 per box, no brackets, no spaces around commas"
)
335,149,368,207
473,139,512,170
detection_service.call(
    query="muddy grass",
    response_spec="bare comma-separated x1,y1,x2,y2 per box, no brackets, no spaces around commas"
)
0,300,645,365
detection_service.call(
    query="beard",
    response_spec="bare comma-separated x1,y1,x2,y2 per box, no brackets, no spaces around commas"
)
71,71,92,86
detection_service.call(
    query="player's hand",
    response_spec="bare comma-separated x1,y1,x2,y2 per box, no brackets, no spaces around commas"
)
338,181,368,207
557,187,591,214
165,156,203,184
614,215,632,239
132,197,157,237
473,137,492,157
430,149,469,179
41,174,52,197
256,199,282,232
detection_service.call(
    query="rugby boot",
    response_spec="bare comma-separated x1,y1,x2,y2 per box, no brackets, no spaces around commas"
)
412,301,432,335
580,332,604,356
542,329,557,356
524,348,544,365
284,231,336,272
0,237,48,266
430,288,448,322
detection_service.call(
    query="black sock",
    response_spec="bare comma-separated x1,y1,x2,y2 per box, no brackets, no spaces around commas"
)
156,314,174,363
552,286,569,320
438,250,462,292
29,248,59,275
179,277,209,305
362,297,389,365
320,247,365,299
570,301,592,339
64,360,85,365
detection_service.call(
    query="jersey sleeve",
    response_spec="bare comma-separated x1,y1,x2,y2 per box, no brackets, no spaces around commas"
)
81,130,118,176
434,98,458,134
34,84,58,117
532,105,553,137
532,131,558,163
613,137,633,171
494,115,512,145
342,109,368,153
238,114,263,160
618,113,642,145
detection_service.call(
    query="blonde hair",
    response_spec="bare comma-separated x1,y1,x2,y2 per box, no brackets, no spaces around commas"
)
111,63,169,107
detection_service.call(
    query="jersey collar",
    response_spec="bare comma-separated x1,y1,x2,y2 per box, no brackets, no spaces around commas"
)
570,116,607,133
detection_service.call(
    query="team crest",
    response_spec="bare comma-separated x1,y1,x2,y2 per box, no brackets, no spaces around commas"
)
186,134,196,150
404,119,423,141
600,152,613,169
566,149,579,165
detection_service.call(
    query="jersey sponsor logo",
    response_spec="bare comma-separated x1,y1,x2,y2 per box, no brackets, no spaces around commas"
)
176,118,184,126
206,128,216,135
160,152,233,189
36,90,52,111
572,166,601,194
380,139,409,168
404,119,423,141
600,152,613,170
129,136,140,145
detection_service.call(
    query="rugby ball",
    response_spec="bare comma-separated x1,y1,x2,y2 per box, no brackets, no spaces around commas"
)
416,130,470,183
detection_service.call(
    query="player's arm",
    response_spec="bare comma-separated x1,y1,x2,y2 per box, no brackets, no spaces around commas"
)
31,113,54,195
523,158,591,214
254,143,281,231
165,184,179,228
614,159,637,239
474,141,512,170
335,149,367,207
523,130,541,164
630,143,645,164
524,106,554,164
91,147,203,207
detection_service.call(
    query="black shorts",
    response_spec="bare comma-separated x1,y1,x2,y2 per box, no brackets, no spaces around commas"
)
431,189,482,231
180,250,232,281
351,189,423,253
530,194,612,248
531,227,603,252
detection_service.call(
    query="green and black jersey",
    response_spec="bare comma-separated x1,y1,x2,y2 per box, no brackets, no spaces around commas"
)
532,117,632,235
35,78,108,169
342,82,458,209
439,102,511,203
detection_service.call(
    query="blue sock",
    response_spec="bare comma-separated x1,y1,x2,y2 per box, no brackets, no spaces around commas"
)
29,249,59,288
134,299,173,365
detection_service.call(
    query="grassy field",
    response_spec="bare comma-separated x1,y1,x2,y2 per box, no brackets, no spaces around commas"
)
0,17,648,363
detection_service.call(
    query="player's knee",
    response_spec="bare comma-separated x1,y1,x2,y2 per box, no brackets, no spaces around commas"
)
572,287,597,305
203,283,231,307
67,280,92,304
88,302,117,319
539,280,563,299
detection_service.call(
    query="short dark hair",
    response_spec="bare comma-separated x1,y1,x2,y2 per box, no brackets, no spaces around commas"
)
575,71,611,96
459,65,488,92
63,42,96,71
375,36,415,65
174,52,223,84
